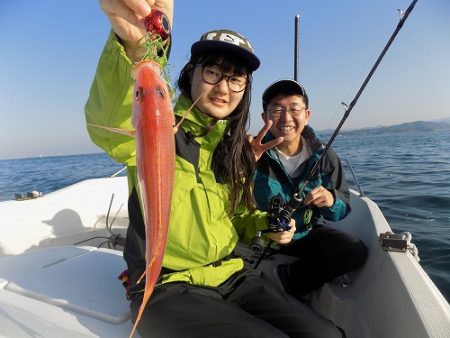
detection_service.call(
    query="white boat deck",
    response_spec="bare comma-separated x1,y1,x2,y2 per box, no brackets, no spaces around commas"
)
0,246,132,337
0,176,449,337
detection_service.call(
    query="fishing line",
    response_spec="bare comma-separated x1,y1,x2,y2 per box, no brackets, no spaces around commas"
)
324,8,407,131
291,0,419,205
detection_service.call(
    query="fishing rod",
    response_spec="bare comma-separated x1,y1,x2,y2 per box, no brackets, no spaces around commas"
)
287,0,419,213
252,0,419,266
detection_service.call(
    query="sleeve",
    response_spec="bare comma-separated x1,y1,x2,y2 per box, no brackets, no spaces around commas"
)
84,31,136,166
232,207,269,244
320,148,350,221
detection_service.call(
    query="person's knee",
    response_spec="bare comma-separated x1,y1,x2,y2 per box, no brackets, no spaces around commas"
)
332,238,368,273
353,240,368,268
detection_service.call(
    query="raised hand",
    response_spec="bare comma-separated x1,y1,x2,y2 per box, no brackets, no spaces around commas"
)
99,0,173,60
248,120,284,161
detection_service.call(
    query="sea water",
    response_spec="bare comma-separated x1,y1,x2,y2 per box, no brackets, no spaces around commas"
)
332,129,450,303
0,131,449,302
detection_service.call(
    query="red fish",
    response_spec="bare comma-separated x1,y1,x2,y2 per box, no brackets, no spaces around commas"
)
88,58,197,337
129,59,175,336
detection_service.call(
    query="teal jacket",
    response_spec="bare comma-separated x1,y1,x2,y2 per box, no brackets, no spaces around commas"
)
253,126,350,240
85,32,268,287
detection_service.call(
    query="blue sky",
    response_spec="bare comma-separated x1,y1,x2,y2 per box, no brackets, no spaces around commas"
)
1,0,449,159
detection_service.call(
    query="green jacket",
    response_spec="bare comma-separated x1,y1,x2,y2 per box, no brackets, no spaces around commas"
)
85,32,267,287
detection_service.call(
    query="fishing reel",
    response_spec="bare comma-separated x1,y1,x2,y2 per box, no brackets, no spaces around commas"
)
250,194,303,252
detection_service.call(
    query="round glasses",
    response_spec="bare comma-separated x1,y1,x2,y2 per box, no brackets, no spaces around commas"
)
198,65,248,93
268,105,307,118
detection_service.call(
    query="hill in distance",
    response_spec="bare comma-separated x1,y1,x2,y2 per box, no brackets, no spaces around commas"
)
319,118,450,137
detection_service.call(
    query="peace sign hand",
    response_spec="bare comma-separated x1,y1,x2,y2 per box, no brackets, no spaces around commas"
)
248,120,284,162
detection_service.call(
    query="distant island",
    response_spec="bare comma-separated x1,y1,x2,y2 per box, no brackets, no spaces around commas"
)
319,118,450,137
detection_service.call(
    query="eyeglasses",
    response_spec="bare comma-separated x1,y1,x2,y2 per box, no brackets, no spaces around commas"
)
198,64,248,93
268,105,307,117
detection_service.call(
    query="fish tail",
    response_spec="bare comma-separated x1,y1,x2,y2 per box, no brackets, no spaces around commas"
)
129,254,159,337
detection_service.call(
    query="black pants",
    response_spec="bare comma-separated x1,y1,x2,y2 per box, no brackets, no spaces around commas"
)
130,269,344,338
278,225,368,296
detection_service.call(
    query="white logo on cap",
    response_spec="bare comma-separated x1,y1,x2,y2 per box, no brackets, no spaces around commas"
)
205,32,252,50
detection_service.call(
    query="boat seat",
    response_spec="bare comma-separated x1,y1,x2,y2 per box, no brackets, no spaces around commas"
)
0,246,130,324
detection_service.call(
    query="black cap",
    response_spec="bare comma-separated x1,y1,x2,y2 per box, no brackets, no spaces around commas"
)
262,79,308,111
191,29,260,71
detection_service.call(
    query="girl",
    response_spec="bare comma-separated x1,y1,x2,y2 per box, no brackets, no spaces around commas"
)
86,1,344,336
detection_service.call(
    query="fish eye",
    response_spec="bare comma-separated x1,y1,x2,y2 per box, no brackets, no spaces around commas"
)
135,87,145,101
155,85,166,98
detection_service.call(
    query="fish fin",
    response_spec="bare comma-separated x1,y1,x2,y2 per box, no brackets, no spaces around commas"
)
129,270,147,337
129,321,139,338
136,270,146,284
129,258,157,337
87,123,136,137
173,94,203,134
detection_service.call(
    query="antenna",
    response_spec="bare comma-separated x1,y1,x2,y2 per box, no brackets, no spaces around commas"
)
294,15,300,81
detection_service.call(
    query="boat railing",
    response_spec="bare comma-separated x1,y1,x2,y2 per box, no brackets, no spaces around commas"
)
110,162,365,196
342,159,364,196
111,166,127,177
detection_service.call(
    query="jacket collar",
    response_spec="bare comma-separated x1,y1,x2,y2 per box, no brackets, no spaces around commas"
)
174,94,229,144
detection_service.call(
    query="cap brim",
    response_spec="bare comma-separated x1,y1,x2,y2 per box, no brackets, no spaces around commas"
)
191,40,260,71
262,79,308,108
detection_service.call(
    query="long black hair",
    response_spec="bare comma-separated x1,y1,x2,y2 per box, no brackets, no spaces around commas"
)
177,50,256,215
